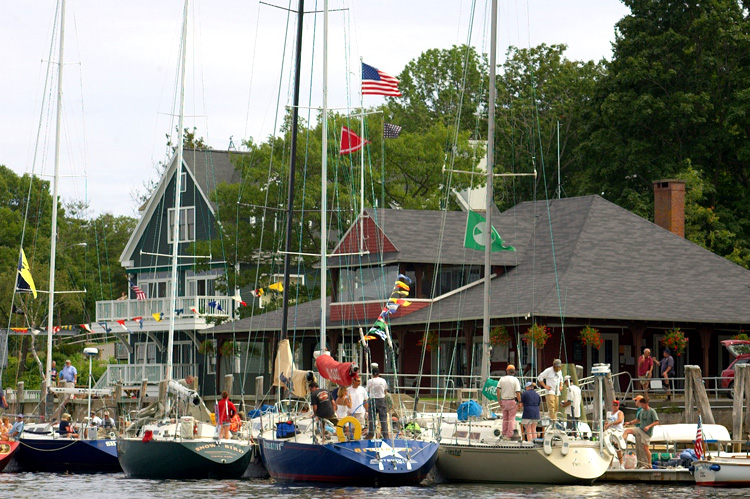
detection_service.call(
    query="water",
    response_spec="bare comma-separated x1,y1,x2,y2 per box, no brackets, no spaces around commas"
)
1,474,748,499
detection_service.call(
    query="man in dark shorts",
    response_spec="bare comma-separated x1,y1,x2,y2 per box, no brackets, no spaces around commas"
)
661,349,674,400
309,381,338,428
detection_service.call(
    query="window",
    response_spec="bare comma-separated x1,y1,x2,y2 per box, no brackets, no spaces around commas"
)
186,269,225,297
135,343,157,364
139,271,172,298
337,265,398,302
168,206,195,243
180,172,186,192
433,265,482,296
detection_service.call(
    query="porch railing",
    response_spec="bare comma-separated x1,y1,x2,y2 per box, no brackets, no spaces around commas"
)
92,363,196,390
95,295,234,323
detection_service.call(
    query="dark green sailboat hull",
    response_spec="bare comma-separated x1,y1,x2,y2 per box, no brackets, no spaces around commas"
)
117,438,254,479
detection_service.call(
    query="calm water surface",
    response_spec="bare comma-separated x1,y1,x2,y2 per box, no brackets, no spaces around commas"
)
2,474,747,498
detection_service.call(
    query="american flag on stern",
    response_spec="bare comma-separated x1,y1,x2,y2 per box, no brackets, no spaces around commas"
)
361,62,401,97
694,414,705,460
129,280,147,301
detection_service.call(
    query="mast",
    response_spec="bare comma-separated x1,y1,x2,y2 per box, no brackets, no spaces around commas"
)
480,0,498,389
280,0,305,341
45,0,67,390
320,0,328,351
166,0,189,384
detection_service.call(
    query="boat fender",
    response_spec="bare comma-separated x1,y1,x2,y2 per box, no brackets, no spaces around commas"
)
710,464,721,471
602,430,617,455
336,416,362,442
560,433,569,456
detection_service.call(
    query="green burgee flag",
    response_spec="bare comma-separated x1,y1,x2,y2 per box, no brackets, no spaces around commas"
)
464,210,515,252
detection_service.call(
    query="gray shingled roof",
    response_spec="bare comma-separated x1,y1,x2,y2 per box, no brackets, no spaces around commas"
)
207,195,750,334
326,206,532,268
182,149,243,209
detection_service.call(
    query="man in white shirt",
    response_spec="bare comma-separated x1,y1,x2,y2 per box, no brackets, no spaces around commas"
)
366,367,389,439
537,359,563,421
496,365,521,439
347,375,368,429
560,375,582,436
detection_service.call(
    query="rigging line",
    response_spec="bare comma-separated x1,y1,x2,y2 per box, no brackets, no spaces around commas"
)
243,2,263,141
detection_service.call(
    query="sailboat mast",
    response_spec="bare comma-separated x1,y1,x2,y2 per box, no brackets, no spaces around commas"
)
320,0,328,351
166,0,190,383
481,0,498,387
45,0,66,385
280,0,305,341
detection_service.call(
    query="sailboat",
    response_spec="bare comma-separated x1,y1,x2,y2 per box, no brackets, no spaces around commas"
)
11,0,120,473
433,0,614,485
256,0,438,485
115,0,254,479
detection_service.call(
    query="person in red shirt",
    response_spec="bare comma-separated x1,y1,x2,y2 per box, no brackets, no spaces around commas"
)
216,391,237,439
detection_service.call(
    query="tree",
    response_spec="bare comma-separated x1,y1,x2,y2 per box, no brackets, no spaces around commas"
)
388,45,488,136
576,0,750,265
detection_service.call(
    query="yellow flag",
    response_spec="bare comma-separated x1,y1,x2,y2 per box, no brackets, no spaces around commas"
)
269,282,284,292
17,248,37,299
152,312,163,322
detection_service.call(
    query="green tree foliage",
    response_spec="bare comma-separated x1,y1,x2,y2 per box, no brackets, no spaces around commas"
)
494,44,604,208
577,0,750,265
388,45,488,135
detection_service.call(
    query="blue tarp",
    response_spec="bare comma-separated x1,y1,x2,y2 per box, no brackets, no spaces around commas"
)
457,400,482,421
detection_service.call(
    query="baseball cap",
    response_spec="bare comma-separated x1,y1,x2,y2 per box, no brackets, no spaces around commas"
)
564,375,571,381
525,382,535,388
553,359,562,367
612,400,620,406
633,395,644,401
17,414,24,418
506,364,516,371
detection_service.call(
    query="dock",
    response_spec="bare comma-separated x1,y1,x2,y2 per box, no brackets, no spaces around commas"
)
600,468,693,483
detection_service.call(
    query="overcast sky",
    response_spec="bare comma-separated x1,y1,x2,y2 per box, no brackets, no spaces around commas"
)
0,0,629,218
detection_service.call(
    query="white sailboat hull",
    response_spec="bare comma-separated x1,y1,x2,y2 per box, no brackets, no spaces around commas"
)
437,440,612,484
693,457,750,486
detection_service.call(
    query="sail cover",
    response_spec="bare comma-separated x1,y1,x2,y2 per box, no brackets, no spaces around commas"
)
273,339,312,397
315,353,358,387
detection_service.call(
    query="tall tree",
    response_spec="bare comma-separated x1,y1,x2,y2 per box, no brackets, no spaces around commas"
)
576,0,750,265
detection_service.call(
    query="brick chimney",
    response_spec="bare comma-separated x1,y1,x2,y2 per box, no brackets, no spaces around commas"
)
653,179,685,237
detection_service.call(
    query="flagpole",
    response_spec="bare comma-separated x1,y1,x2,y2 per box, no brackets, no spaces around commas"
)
46,0,66,415
320,0,328,352
359,56,365,251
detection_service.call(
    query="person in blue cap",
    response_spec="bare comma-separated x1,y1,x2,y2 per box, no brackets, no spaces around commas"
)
8,414,24,441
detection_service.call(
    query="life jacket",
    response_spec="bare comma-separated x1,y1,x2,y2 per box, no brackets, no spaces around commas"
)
229,413,241,433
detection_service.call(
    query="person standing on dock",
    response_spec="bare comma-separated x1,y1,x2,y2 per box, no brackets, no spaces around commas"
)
661,349,674,400
538,359,564,422
605,400,625,466
60,359,77,389
637,348,655,394
496,365,522,440
624,395,659,468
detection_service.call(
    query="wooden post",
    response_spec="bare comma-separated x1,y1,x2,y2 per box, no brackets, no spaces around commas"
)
16,381,24,415
139,379,148,408
159,379,168,403
732,364,750,450
685,365,714,424
604,373,615,408
224,374,234,396
744,365,750,442
255,376,264,406
684,366,694,423
114,382,123,422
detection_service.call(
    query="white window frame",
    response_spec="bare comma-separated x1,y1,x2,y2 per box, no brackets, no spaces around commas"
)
180,172,187,193
168,206,196,243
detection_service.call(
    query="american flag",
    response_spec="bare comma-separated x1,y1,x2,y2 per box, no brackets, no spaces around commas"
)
130,281,147,301
384,122,402,139
361,62,402,97
695,415,705,459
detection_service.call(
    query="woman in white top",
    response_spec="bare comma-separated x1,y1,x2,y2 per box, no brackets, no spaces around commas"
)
336,386,351,420
605,399,625,465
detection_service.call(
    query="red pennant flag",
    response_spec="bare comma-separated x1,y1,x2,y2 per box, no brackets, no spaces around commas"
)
339,126,370,155
80,324,92,333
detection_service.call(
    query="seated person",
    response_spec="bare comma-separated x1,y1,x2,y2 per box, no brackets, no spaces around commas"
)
0,416,11,439
59,413,79,438
101,411,116,430
8,414,25,441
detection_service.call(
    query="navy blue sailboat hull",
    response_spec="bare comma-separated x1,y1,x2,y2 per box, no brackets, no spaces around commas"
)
259,437,438,485
15,438,121,472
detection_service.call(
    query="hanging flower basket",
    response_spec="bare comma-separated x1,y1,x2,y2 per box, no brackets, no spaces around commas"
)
418,332,439,352
733,332,749,342
220,341,240,357
490,326,511,346
578,325,602,350
198,340,215,355
523,324,551,349
661,328,688,356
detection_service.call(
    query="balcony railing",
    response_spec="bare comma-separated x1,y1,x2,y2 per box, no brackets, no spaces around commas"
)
96,295,234,323
92,363,195,391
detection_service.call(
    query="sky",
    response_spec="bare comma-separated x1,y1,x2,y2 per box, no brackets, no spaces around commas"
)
0,0,630,218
